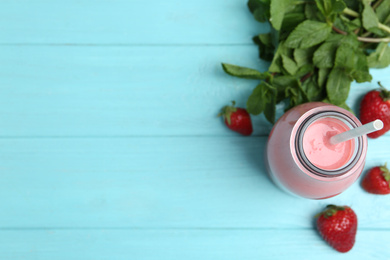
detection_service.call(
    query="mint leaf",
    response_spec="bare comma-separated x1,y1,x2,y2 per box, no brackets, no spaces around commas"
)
258,33,273,46
314,36,359,70
318,68,330,87
362,0,379,31
248,0,270,14
222,63,269,79
326,68,352,104
305,3,321,20
334,43,356,72
352,50,372,83
247,83,266,115
336,16,361,33
313,42,338,68
268,56,282,73
314,0,326,17
367,42,390,69
254,33,275,61
297,82,310,103
331,0,347,13
315,0,346,18
273,76,307,109
247,81,274,115
295,64,314,78
268,41,292,73
264,87,277,123
302,75,326,101
343,0,360,11
376,0,390,23
281,13,306,31
294,47,315,67
285,85,308,110
270,0,290,31
285,20,332,49
272,75,299,102
281,54,298,75
254,7,271,23
325,33,359,49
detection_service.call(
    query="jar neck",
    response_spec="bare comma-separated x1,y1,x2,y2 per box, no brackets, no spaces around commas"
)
295,111,363,177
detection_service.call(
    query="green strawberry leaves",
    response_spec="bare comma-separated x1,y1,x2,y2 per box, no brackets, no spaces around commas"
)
380,163,390,183
218,101,237,125
378,81,390,101
316,204,346,219
379,162,390,189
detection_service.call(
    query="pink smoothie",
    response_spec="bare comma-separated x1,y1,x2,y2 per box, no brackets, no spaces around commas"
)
302,117,354,170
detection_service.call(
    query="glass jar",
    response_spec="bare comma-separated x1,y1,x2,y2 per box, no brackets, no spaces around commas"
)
266,102,367,199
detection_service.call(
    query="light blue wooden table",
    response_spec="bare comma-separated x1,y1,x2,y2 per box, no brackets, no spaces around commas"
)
1,1,390,259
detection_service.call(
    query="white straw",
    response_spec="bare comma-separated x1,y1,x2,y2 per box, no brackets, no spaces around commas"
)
330,119,384,145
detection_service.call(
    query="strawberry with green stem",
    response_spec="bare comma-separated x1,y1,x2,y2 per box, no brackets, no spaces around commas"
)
316,205,357,253
218,101,253,136
362,163,390,195
360,82,390,138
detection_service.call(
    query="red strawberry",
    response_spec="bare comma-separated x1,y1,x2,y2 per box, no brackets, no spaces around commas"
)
360,82,390,138
362,164,390,194
218,101,253,136
316,205,357,253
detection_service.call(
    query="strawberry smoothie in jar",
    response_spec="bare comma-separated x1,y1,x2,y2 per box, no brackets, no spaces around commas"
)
266,102,368,199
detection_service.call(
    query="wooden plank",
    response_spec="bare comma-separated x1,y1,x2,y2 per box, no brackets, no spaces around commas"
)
0,45,269,136
1,137,390,229
0,0,266,44
1,46,389,137
0,229,388,259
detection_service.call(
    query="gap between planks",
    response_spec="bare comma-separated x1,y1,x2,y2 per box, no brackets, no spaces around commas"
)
0,227,388,231
0,43,254,47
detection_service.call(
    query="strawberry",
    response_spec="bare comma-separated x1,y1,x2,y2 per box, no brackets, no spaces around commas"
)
316,205,357,253
362,163,390,195
360,82,390,138
218,101,253,136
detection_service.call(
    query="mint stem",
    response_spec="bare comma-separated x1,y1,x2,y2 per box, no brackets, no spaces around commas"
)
378,23,390,34
332,26,347,35
342,8,359,17
373,0,384,10
342,7,390,35
357,36,390,43
332,26,390,43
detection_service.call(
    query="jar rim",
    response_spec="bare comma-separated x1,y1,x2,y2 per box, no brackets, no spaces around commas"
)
295,111,363,177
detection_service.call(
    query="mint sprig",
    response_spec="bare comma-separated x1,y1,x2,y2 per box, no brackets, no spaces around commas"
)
222,0,390,124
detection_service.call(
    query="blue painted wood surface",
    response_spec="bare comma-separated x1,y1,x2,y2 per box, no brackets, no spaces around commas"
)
1,0,390,259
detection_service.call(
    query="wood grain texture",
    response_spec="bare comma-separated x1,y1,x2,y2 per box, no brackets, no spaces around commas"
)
0,229,388,260
1,137,390,229
0,0,266,45
1,46,390,137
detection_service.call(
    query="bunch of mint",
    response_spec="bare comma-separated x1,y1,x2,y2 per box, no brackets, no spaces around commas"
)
222,0,390,124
